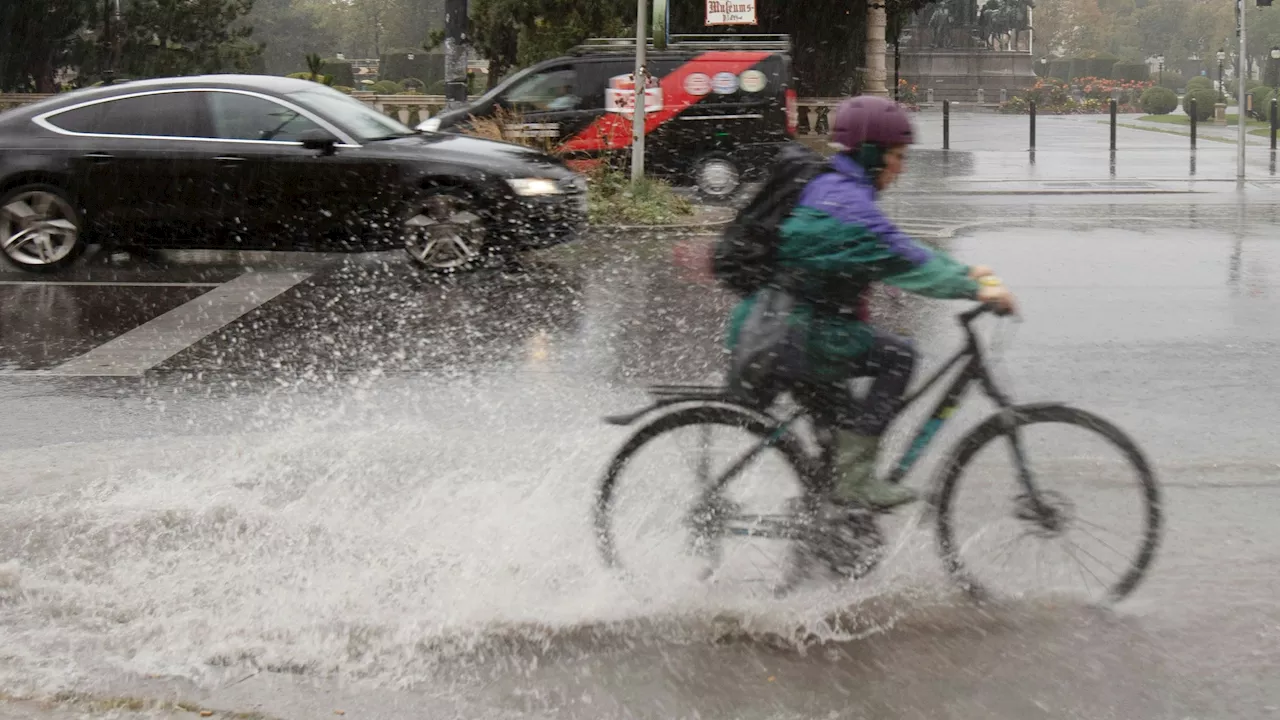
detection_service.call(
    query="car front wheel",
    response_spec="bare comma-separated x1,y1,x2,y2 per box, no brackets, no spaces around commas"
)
403,188,488,273
0,184,85,273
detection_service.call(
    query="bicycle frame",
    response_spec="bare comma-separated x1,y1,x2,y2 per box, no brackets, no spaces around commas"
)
709,305,1022,495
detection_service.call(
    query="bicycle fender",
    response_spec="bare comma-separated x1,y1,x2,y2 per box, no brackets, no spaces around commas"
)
917,401,1069,524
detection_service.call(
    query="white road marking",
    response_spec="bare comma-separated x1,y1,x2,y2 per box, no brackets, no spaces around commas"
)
0,280,223,287
37,271,311,377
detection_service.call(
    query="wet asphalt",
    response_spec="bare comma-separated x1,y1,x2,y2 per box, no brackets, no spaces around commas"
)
1,117,1279,719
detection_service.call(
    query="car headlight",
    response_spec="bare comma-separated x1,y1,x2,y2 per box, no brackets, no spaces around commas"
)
506,178,564,196
417,117,442,132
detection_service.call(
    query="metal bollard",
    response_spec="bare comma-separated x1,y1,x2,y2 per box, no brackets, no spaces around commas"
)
1272,98,1278,151
1109,98,1117,151
1190,98,1197,149
1029,100,1036,150
943,100,950,150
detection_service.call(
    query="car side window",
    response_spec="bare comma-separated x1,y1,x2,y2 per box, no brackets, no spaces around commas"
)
47,92,205,137
207,91,325,142
501,69,581,112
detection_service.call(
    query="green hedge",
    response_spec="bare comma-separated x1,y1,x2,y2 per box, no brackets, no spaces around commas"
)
1112,61,1149,82
1185,76,1213,92
318,60,354,87
1183,88,1217,121
1249,87,1276,120
1072,55,1119,80
1045,55,1126,82
1139,86,1177,114
379,51,445,84
287,71,333,86
370,80,404,94
1157,72,1186,91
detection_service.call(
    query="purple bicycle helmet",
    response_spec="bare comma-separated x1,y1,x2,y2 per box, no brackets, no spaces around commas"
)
830,95,915,151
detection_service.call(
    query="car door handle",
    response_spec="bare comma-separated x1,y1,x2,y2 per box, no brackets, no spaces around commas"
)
83,152,114,164
214,156,246,165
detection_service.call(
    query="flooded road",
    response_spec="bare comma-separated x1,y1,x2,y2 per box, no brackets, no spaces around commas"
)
1,188,1278,718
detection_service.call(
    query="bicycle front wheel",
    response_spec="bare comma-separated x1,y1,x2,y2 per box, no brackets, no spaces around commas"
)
933,403,1161,605
594,404,815,595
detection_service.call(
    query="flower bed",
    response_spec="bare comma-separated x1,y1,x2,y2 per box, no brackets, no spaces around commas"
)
998,77,1149,115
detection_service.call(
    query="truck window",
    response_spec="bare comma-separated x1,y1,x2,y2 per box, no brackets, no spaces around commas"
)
500,68,581,112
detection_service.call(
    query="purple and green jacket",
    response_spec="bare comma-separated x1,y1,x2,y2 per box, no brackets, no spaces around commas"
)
726,153,981,380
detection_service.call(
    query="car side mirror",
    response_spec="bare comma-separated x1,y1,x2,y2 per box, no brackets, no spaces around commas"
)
299,129,338,155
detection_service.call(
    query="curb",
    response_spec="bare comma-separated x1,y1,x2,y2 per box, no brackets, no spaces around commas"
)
896,188,1200,196
589,219,731,232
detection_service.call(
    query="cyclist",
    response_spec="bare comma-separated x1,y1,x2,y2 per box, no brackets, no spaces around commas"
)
727,95,1017,511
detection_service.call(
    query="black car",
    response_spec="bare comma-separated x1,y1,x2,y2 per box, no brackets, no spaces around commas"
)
421,35,796,200
0,74,587,273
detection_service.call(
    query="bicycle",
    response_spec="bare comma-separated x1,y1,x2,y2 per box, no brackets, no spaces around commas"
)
593,304,1162,604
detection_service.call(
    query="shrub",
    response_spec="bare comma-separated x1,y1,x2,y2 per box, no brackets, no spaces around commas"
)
1112,61,1150,82
400,77,425,92
1249,87,1276,120
1025,77,1071,106
1183,88,1217,120
288,71,332,85
319,60,354,88
332,85,355,94
1061,56,1114,81
1157,72,1187,91
379,50,445,85
1185,76,1213,92
1140,86,1178,114
459,107,558,154
586,165,694,226
370,80,404,95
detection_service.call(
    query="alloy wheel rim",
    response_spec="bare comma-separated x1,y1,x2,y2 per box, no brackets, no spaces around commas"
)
698,160,740,198
0,191,80,266
404,194,485,270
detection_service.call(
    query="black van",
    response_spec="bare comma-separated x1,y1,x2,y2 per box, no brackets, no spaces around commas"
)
419,35,797,200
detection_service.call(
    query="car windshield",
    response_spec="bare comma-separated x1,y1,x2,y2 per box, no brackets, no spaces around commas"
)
286,86,415,141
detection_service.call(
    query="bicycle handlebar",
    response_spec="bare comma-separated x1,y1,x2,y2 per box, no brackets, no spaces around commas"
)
958,302,1013,325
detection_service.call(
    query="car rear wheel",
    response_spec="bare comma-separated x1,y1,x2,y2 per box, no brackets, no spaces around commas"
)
403,188,488,273
693,154,742,202
0,184,85,273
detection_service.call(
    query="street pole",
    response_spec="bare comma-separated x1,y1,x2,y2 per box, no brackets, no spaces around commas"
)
1237,0,1246,181
866,2,889,96
631,0,647,183
444,0,469,108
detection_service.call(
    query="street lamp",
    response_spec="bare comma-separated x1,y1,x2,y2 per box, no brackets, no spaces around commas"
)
1156,54,1165,85
1272,46,1280,91
1217,48,1226,98
1272,46,1280,116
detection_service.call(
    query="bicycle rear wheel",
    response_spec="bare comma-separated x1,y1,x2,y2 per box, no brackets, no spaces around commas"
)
933,403,1161,605
594,404,815,594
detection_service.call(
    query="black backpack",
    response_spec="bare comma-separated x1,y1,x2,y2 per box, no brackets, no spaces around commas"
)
713,143,832,298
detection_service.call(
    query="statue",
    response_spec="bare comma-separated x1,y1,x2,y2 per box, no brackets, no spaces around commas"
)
918,0,981,49
978,0,1033,51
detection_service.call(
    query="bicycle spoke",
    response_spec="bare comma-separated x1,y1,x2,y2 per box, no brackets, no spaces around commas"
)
1071,522,1131,562
695,424,713,486
984,524,1026,574
1064,533,1123,583
935,403,1161,605
1059,537,1108,595
1074,515,1134,547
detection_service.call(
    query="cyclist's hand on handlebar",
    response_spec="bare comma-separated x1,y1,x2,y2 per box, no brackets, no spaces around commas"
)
968,265,995,280
976,279,1018,316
